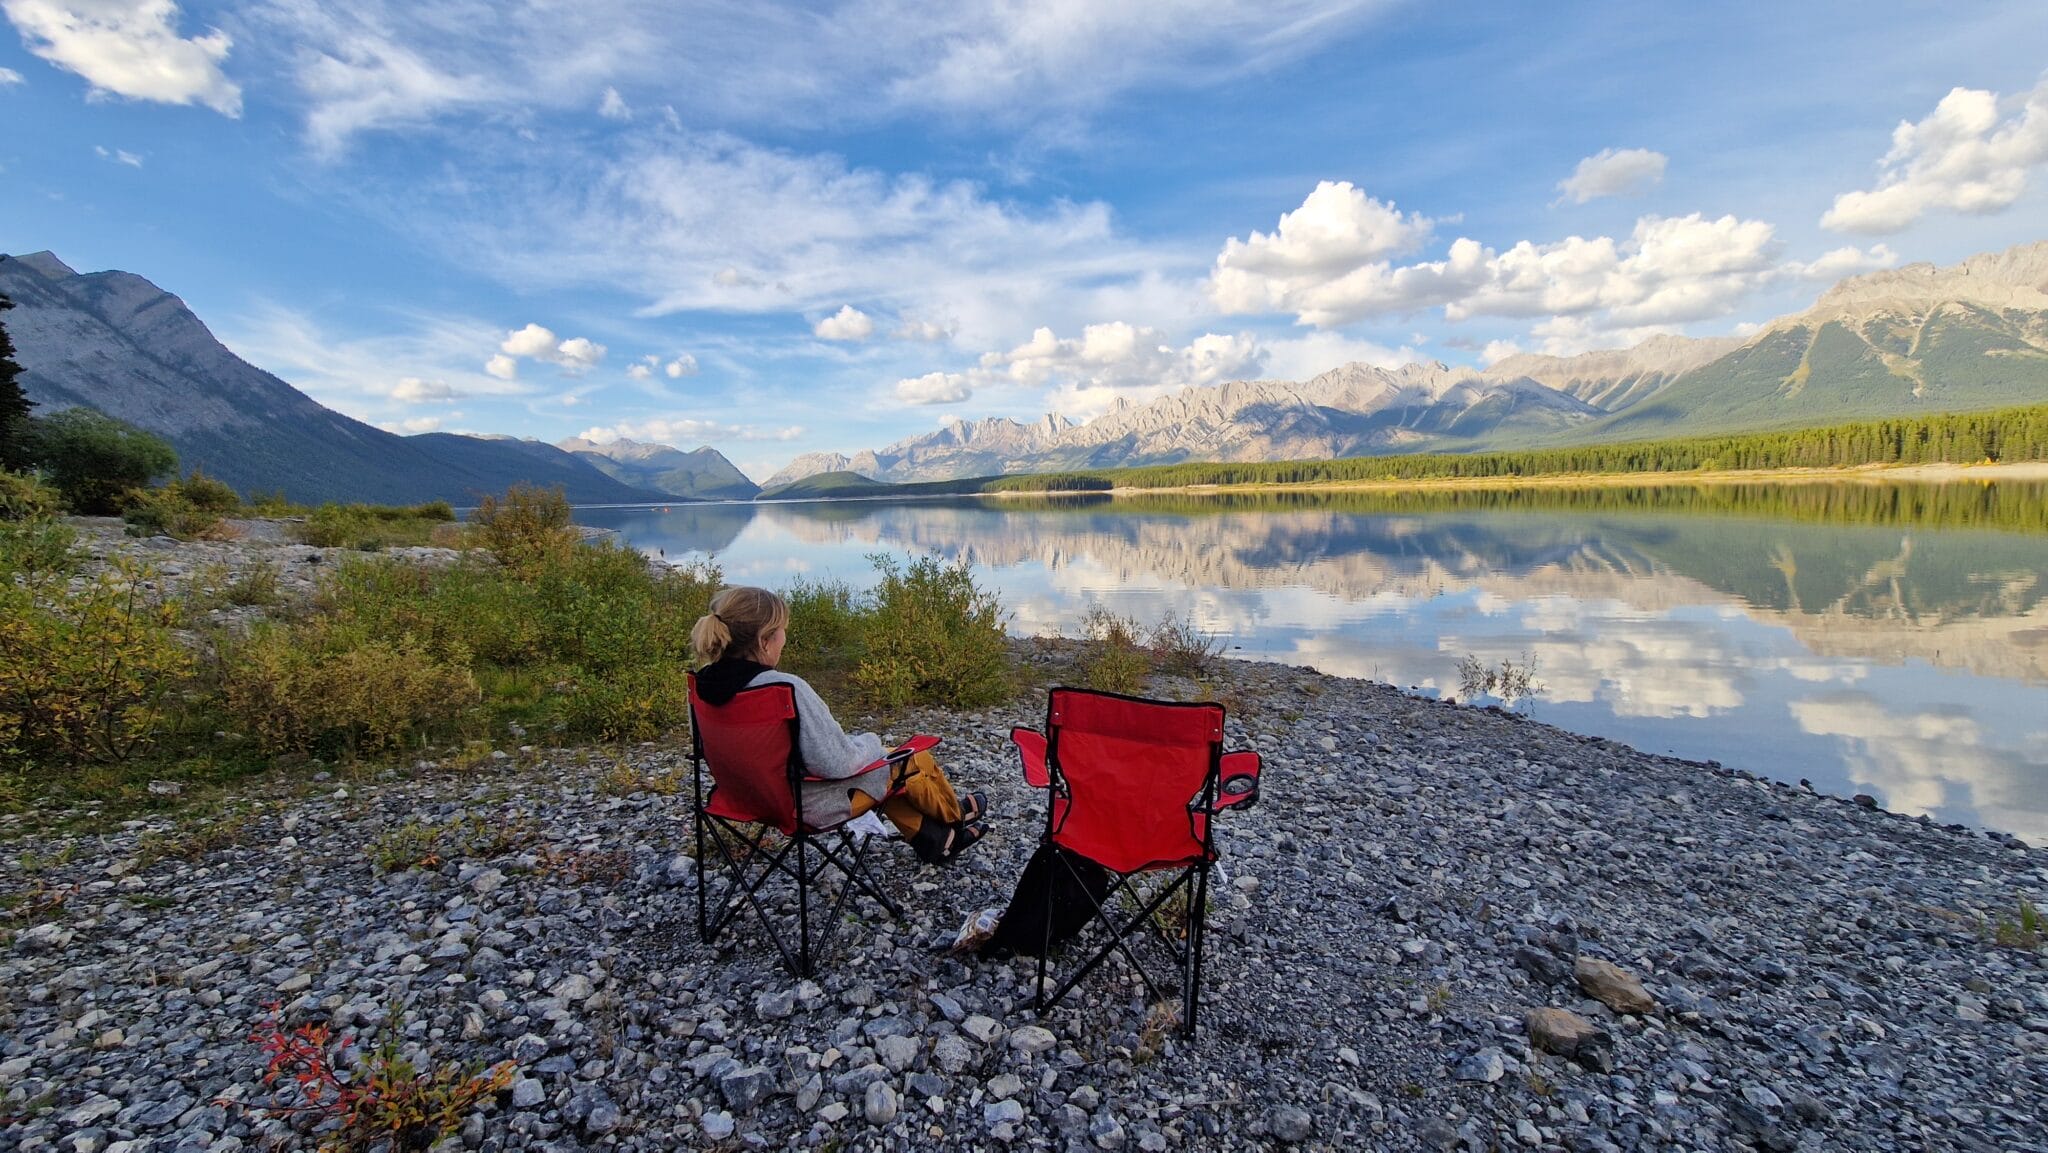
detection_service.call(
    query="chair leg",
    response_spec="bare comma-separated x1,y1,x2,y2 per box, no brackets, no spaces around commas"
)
1184,859,1212,1037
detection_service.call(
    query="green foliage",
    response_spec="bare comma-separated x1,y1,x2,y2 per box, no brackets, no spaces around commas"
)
781,578,861,673
0,469,62,521
471,483,575,572
0,295,33,473
123,471,242,539
1079,606,1150,694
849,554,1010,709
0,517,78,588
1994,897,2043,951
1148,611,1225,678
218,620,480,757
0,556,193,769
293,501,457,550
27,408,178,515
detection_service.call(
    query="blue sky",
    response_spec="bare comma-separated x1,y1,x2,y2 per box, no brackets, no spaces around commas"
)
4,1,2047,481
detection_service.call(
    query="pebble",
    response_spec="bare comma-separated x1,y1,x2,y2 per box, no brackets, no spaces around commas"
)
0,559,2041,1153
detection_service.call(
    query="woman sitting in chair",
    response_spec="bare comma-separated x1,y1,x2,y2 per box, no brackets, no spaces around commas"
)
690,586,987,864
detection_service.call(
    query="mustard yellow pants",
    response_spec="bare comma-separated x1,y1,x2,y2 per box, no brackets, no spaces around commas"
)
847,750,962,838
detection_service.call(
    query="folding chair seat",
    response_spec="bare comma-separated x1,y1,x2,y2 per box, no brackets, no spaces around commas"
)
687,674,910,977
1009,687,1262,1036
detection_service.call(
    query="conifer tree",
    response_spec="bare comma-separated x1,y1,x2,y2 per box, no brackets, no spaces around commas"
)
0,294,35,471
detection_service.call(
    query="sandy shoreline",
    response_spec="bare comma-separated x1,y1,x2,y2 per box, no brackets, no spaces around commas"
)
1077,460,2048,498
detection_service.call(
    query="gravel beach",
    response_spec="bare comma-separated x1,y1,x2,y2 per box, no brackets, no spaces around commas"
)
4,525,2045,1152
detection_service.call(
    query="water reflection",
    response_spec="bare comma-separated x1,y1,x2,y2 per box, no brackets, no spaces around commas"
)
577,485,2048,842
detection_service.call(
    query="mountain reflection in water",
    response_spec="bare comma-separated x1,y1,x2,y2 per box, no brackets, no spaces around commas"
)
576,483,2048,843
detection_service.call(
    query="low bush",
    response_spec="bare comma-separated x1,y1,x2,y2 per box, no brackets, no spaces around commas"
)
0,470,61,521
471,484,575,572
0,517,78,587
850,554,1010,710
1080,606,1151,695
294,502,455,550
219,621,480,756
0,556,193,769
1148,611,1225,678
123,471,243,540
781,578,861,679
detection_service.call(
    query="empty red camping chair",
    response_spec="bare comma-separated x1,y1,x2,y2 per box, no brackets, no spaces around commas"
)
688,674,924,977
1009,687,1261,1035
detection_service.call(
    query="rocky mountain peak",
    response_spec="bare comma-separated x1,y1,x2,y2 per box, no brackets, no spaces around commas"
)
6,251,78,280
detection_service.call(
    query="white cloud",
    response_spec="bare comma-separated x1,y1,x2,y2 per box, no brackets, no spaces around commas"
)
578,418,804,444
1785,243,1898,279
391,376,460,402
222,303,533,425
982,322,1267,419
0,66,23,84
382,415,445,434
626,363,652,380
598,85,630,121
500,322,559,358
555,335,606,368
665,354,698,378
93,144,142,166
893,317,953,342
1479,339,1522,366
1259,330,1417,383
1214,187,1800,336
895,370,972,405
814,304,875,341
1556,148,1667,204
1210,180,1434,314
494,323,605,374
1823,78,2048,233
2,0,241,115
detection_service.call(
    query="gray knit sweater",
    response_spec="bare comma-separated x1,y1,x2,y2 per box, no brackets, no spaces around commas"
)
746,669,890,827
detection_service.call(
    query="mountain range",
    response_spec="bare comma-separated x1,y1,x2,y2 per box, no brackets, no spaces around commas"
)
762,241,2048,487
0,251,750,505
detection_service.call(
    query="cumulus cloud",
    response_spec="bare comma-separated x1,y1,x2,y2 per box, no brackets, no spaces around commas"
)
1259,330,1417,383
2,0,241,115
382,415,445,434
93,144,142,166
894,371,972,405
1210,181,1434,314
980,322,1267,418
1213,186,1805,335
1823,78,2048,233
665,354,698,377
1785,243,1898,279
814,305,875,341
391,376,460,402
1556,148,1667,203
0,66,23,84
492,323,606,375
598,85,629,120
578,418,804,444
626,362,652,381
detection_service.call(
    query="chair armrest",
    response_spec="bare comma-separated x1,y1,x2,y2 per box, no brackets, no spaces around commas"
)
1212,750,1261,812
805,759,895,787
894,733,942,756
1011,727,1050,789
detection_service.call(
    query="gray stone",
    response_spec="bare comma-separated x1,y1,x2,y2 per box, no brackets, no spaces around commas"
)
864,1080,899,1125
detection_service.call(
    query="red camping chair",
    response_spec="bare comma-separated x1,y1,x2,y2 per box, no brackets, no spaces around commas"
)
688,674,930,977
1009,687,1262,1036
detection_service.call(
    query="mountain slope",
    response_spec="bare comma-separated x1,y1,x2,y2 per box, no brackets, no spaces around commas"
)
0,252,665,505
557,437,760,500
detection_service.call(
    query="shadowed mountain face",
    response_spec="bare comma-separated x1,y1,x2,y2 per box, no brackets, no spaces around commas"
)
762,242,2048,487
0,252,667,505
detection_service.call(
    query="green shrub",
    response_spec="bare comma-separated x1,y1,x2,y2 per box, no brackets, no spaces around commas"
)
471,484,576,572
0,517,78,587
219,620,480,756
555,661,692,742
123,471,242,540
850,554,1009,710
1148,611,1225,678
0,556,193,769
294,502,451,550
0,470,61,521
1080,606,1150,694
782,578,860,678
27,408,178,515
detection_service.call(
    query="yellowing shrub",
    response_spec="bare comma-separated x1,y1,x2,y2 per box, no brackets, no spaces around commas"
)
471,484,576,573
221,622,479,756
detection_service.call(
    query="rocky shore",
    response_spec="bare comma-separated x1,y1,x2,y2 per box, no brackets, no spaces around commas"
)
3,525,2045,1151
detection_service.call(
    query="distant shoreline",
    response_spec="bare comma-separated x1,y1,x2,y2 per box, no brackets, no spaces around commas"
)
1056,459,2048,498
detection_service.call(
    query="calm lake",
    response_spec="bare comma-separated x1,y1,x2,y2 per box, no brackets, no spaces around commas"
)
575,482,2048,845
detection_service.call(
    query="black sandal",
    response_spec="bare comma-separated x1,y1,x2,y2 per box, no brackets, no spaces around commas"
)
911,818,986,865
957,791,988,825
